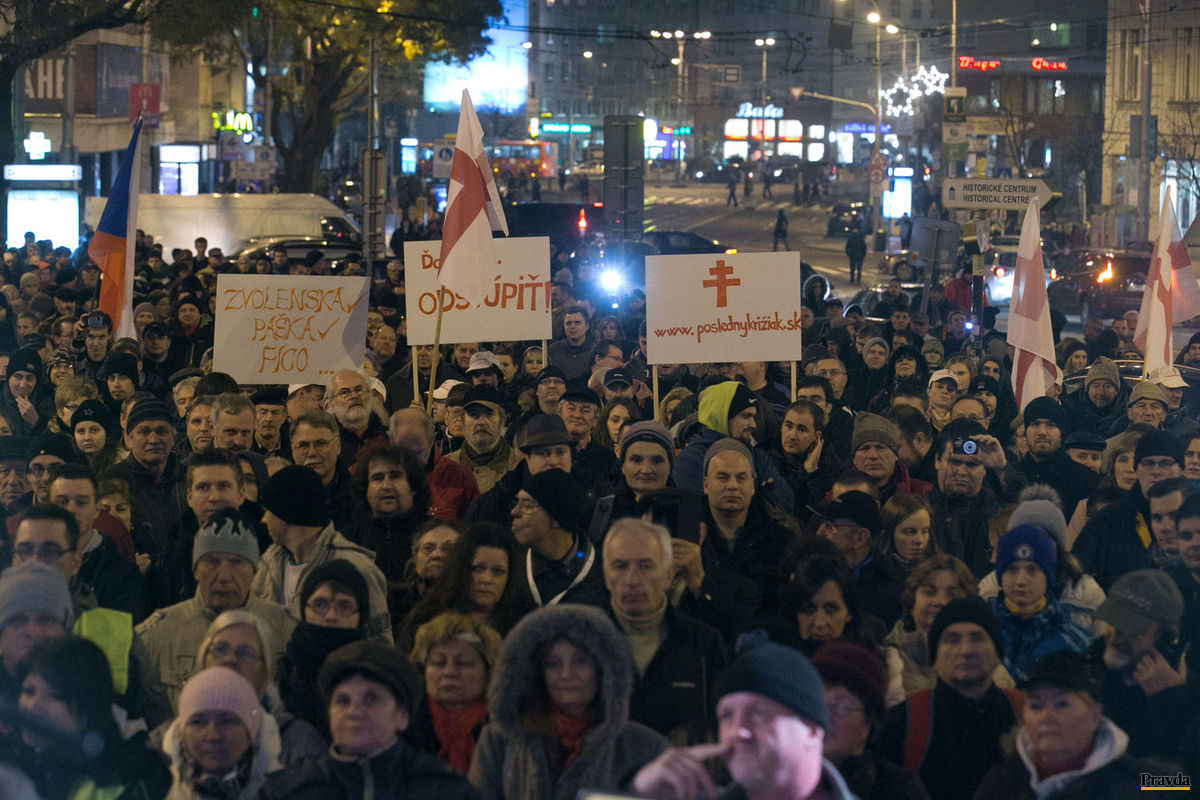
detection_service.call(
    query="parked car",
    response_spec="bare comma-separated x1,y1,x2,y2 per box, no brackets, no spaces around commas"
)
641,230,735,255
1046,250,1150,318
234,236,362,272
502,201,606,256
982,245,1057,306
846,282,928,324
827,201,867,237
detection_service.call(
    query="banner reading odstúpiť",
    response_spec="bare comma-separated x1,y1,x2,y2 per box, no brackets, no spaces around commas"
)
645,252,805,364
213,275,370,384
404,237,552,345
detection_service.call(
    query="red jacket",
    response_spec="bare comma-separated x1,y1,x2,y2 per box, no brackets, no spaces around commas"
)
428,450,480,520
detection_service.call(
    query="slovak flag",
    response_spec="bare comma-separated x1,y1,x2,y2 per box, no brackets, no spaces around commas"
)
1009,197,1060,411
1134,189,1200,375
87,118,143,341
437,90,509,305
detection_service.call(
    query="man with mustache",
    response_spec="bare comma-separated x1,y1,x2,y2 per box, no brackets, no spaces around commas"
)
326,369,388,471
103,400,186,556
445,385,521,495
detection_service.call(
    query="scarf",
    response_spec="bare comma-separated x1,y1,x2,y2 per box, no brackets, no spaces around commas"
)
550,708,593,773
428,698,489,773
284,622,365,680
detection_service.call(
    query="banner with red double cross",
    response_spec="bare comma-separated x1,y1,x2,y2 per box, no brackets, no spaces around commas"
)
644,252,805,364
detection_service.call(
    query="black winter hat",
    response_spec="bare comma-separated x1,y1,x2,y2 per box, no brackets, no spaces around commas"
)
522,468,585,534
319,640,418,712
726,382,756,419
714,636,829,731
1135,429,1185,468
7,348,41,379
299,558,370,626
928,596,1003,661
100,352,139,383
25,433,74,464
1020,650,1104,700
1023,396,1068,431
260,464,329,527
124,399,173,433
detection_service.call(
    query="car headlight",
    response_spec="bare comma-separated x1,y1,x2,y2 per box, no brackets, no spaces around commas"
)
600,269,624,293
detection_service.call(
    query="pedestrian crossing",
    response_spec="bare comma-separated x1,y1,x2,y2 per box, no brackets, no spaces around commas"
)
644,195,818,212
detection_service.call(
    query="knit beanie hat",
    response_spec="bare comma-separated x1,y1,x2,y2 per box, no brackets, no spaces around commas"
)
100,352,139,383
522,468,586,534
0,561,74,632
851,412,898,454
123,399,173,433
1023,396,1068,431
70,399,115,435
1060,340,1088,369
928,597,1003,661
619,421,675,468
1084,357,1121,390
714,638,828,731
995,524,1057,586
863,337,890,361
299,558,370,624
1135,430,1185,468
1127,381,1169,410
192,508,260,569
7,348,41,378
703,437,757,480
922,338,944,357
726,382,756,420
178,666,263,739
1006,485,1068,549
810,641,888,725
319,640,419,711
260,464,329,527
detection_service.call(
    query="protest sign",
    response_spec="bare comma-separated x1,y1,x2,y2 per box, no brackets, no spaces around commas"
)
644,252,804,364
213,274,369,384
404,237,552,345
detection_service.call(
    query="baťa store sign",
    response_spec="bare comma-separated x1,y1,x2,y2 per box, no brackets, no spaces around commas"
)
736,102,784,119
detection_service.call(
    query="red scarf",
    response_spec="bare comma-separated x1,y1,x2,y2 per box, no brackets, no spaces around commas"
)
551,709,592,770
428,698,489,772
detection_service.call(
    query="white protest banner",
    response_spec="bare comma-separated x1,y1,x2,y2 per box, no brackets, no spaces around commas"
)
213,274,369,384
645,252,804,364
403,236,552,344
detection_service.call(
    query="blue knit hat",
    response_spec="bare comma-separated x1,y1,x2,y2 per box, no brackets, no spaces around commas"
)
995,524,1057,586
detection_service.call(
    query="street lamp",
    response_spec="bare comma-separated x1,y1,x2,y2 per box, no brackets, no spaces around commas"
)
755,37,776,105
650,28,710,166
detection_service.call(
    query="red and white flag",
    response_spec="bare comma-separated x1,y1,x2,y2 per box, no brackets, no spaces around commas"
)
1009,197,1060,412
437,89,509,304
1134,190,1200,374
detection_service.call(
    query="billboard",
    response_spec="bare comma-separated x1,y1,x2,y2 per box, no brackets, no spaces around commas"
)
422,0,527,114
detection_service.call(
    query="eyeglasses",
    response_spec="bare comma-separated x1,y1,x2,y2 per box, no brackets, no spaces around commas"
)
513,499,544,515
294,438,334,453
1139,457,1179,471
27,463,60,478
0,465,27,480
207,641,262,663
306,597,359,617
816,368,845,378
13,542,67,563
334,386,368,401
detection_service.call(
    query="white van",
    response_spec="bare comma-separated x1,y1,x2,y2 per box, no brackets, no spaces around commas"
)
83,193,361,257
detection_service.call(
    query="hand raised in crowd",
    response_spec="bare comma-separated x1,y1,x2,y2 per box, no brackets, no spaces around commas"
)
14,395,37,426
1133,648,1188,696
671,523,707,596
971,434,1006,470
803,434,824,474
631,742,728,800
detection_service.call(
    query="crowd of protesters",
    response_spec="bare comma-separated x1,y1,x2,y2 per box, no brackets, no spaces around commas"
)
0,228,1193,799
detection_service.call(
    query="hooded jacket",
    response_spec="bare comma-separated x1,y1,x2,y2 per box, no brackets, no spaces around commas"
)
672,382,794,511
467,605,669,800
163,710,283,799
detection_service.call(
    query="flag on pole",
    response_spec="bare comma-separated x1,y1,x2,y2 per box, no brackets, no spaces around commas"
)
87,118,143,341
1134,189,1200,374
1009,197,1060,412
437,90,509,304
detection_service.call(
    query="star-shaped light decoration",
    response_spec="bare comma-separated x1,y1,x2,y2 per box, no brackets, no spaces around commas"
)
912,65,948,97
882,76,916,117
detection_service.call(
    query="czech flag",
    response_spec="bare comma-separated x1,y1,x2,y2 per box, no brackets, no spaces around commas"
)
87,118,142,341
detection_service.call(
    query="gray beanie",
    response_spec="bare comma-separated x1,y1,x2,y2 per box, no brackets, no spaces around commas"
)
703,437,756,479
619,421,676,468
192,508,261,569
1006,484,1068,549
0,561,74,632
863,337,890,361
852,412,899,454
1085,357,1121,391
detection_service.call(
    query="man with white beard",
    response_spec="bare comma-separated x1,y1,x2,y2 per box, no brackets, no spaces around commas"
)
326,369,388,471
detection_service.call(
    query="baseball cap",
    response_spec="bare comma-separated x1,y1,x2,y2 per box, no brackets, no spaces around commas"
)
603,366,633,388
463,384,504,414
431,379,463,401
1148,365,1189,390
1095,568,1183,635
466,351,500,374
141,321,169,338
536,366,567,385
928,369,957,388
560,387,601,406
812,490,881,537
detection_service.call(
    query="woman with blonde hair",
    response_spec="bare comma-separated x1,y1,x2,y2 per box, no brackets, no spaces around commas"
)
657,385,692,426
407,611,503,772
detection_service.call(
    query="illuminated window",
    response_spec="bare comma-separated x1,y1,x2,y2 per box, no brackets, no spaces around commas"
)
779,119,803,140
725,118,749,139
808,124,825,139
806,143,825,161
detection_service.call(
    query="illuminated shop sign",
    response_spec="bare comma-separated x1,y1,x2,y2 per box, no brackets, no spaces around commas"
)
736,102,784,119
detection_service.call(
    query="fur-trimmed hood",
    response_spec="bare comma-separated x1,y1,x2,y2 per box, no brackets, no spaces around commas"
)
487,605,634,737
